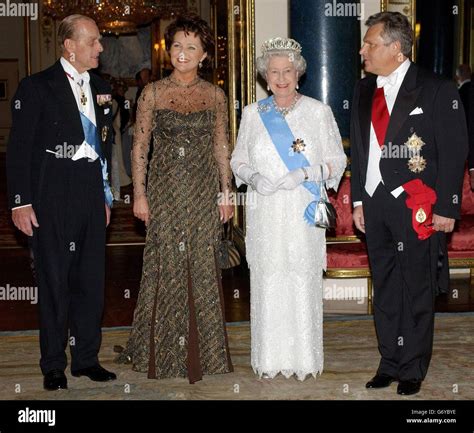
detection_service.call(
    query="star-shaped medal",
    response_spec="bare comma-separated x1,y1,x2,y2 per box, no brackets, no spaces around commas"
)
291,138,306,153
405,132,425,152
408,155,427,173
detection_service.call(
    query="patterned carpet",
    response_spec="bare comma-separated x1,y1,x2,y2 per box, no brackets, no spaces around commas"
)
0,314,472,401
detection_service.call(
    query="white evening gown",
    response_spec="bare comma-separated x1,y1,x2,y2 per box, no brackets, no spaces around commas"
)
231,96,346,381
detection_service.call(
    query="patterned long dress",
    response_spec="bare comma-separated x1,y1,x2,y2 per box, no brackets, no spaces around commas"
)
116,76,233,383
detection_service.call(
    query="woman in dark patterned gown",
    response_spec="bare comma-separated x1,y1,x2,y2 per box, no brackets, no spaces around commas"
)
115,15,234,383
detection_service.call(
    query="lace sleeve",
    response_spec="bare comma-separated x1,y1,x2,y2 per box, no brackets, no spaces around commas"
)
322,105,347,191
132,83,155,198
214,86,232,194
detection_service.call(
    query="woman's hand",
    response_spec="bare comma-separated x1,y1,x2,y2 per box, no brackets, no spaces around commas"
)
133,195,150,226
219,204,234,223
105,204,111,227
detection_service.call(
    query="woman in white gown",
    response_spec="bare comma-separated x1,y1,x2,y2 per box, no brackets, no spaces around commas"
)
230,38,347,380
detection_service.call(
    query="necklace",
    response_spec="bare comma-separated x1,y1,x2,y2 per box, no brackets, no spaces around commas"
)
169,74,201,88
272,94,299,117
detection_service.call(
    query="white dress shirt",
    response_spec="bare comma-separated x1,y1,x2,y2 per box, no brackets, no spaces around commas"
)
60,56,100,161
353,59,411,208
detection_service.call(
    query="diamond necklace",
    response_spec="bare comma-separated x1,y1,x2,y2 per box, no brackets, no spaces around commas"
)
272,93,299,117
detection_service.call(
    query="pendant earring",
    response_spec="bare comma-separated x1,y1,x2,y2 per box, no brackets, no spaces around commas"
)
199,61,203,69
296,83,299,90
267,85,270,92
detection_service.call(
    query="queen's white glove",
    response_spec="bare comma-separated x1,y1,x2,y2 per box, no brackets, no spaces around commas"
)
276,168,306,190
235,164,277,196
252,174,278,195
276,164,331,190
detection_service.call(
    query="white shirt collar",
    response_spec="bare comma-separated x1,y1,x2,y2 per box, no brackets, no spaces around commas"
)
377,58,411,89
60,57,90,84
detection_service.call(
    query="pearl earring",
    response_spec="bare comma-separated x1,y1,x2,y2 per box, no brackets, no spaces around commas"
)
267,85,270,92
199,61,203,69
296,83,299,90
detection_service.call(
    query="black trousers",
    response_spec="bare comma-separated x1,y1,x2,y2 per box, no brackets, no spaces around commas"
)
31,157,106,374
364,183,435,381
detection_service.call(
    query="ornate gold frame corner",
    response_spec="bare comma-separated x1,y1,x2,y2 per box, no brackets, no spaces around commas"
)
380,0,417,60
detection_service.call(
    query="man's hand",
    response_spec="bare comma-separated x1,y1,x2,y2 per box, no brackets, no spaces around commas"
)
105,204,111,227
470,171,474,191
133,195,150,226
432,214,455,233
12,205,39,236
353,205,365,233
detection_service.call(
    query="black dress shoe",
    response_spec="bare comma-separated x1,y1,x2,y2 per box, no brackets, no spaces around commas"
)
366,374,396,389
71,364,117,382
397,380,422,395
43,369,68,391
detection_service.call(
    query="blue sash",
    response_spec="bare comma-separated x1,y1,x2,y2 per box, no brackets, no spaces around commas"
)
80,112,113,207
258,96,320,225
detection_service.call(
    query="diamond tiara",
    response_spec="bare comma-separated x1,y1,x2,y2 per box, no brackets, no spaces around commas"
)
261,37,302,55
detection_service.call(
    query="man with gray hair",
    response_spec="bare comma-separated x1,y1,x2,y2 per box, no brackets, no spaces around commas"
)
6,14,116,390
351,12,467,395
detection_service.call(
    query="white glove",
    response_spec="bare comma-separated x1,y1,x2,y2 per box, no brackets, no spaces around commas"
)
276,168,306,190
252,173,277,195
235,164,277,196
305,163,331,182
277,164,332,191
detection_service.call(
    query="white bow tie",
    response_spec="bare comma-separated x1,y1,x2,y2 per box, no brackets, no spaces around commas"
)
78,72,90,85
71,71,90,86
377,73,397,88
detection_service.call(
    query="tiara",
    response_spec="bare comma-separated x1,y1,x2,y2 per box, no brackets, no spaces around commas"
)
261,37,302,55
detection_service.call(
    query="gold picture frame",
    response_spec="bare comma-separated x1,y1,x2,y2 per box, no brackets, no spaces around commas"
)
225,0,256,252
227,0,256,148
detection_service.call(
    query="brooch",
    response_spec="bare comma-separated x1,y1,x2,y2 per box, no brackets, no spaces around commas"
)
257,102,271,113
405,132,425,153
97,94,112,106
408,155,427,173
291,138,306,153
